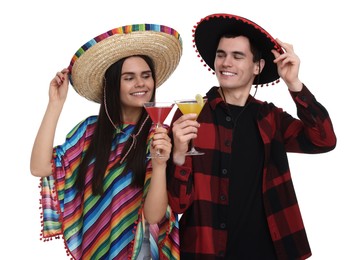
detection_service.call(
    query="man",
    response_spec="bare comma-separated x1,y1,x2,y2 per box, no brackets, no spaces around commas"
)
167,13,336,259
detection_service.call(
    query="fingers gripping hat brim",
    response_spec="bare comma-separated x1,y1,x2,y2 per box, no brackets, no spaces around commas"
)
193,13,283,86
69,24,182,103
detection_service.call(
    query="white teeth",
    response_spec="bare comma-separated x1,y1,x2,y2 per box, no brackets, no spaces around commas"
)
222,71,235,76
132,92,146,96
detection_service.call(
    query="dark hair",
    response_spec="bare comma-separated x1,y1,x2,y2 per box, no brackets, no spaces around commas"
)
76,55,156,195
221,33,263,62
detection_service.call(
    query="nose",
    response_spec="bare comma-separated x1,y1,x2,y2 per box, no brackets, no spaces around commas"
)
135,77,145,88
221,55,232,67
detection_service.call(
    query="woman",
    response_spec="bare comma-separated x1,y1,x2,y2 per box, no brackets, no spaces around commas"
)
30,24,182,260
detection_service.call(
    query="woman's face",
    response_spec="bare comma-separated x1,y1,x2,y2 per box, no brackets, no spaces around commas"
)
119,56,155,119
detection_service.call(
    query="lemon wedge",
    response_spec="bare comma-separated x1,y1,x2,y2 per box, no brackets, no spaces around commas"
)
195,94,204,107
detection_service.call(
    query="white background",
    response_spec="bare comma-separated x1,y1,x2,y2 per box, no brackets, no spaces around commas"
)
1,0,360,259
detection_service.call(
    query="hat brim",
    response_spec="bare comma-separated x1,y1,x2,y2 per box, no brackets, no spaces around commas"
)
193,14,283,86
69,24,182,103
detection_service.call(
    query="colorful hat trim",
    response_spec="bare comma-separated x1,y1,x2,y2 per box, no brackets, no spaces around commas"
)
68,24,182,103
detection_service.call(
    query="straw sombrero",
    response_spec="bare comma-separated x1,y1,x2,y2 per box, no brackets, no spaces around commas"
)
68,24,182,103
193,13,283,86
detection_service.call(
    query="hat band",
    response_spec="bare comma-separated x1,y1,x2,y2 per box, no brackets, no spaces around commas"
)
69,24,181,72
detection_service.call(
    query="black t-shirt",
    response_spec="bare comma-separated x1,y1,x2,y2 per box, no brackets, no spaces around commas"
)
225,102,277,260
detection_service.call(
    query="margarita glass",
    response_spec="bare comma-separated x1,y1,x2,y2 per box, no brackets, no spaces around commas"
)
144,101,174,158
175,96,206,156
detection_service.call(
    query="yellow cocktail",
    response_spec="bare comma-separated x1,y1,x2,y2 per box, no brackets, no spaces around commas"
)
175,95,206,155
176,102,204,117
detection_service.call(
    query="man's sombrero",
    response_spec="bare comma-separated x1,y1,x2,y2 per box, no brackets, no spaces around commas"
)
68,24,183,103
192,13,283,86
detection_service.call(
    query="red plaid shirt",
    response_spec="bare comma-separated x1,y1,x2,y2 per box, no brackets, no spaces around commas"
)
167,85,336,260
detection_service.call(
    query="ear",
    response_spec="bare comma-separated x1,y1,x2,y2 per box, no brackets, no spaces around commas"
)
254,59,265,75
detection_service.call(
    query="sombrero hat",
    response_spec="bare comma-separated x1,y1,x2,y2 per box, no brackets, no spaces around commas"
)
192,13,283,86
68,24,183,103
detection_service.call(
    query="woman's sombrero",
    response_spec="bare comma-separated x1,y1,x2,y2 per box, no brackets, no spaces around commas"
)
68,24,183,103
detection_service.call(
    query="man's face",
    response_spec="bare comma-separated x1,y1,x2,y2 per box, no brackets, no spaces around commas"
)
214,36,261,90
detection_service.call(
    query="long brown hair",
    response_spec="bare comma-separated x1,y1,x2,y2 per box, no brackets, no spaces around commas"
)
76,55,156,195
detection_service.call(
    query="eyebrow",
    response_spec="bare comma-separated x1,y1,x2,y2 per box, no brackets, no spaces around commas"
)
216,49,246,57
121,70,152,76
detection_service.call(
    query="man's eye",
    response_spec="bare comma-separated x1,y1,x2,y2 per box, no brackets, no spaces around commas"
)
216,53,225,58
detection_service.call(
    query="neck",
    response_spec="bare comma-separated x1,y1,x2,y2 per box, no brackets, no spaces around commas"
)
122,108,142,123
219,87,251,106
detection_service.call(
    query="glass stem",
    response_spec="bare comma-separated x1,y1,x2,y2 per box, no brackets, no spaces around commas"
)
189,139,197,152
155,123,161,156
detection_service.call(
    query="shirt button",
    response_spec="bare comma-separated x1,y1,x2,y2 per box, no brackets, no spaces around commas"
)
180,170,187,176
221,168,228,175
225,140,231,147
301,95,307,101
220,223,226,229
226,116,232,122
220,195,226,201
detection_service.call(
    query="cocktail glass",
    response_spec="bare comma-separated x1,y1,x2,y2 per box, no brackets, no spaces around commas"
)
144,101,174,158
175,97,207,156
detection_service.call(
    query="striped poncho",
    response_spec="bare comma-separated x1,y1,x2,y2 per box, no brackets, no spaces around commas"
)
40,116,179,259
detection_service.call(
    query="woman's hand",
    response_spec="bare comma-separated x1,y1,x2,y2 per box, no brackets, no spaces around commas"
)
151,126,172,164
30,68,69,177
49,68,70,104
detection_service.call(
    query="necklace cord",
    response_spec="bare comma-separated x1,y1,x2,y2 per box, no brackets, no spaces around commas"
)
102,80,150,165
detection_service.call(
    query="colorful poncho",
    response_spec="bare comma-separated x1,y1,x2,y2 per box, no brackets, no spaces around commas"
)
39,116,179,259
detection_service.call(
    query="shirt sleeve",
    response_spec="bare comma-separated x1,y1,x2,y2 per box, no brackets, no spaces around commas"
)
167,156,194,214
281,84,337,153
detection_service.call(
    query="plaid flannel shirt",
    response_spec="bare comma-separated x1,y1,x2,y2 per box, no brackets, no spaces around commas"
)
167,85,336,260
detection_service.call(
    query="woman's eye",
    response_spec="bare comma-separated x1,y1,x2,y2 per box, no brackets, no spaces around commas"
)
142,73,152,79
124,76,133,81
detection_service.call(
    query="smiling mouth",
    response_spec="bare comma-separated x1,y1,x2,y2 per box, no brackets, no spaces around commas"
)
221,71,236,76
131,91,147,96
